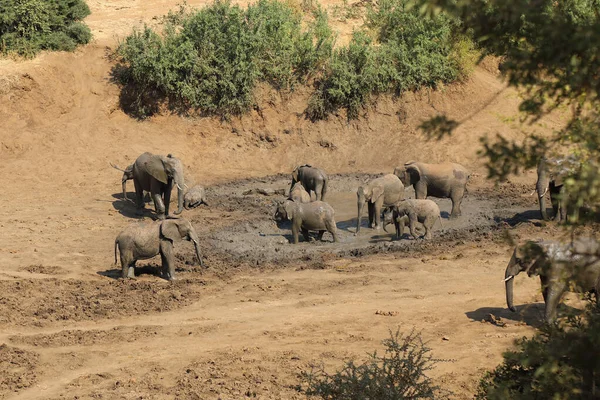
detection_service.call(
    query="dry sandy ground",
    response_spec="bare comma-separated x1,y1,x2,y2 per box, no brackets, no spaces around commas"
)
0,1,581,399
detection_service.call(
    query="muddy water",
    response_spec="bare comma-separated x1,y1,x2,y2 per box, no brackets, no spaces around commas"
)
185,174,535,268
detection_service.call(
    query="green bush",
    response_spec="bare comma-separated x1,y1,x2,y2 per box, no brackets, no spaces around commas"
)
307,0,478,120
476,303,600,400
0,0,91,57
116,0,333,117
301,329,447,399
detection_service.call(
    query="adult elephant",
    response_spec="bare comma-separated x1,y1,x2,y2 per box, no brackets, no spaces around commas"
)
290,165,328,201
394,161,470,218
132,152,185,220
356,174,404,234
536,156,578,221
504,238,600,323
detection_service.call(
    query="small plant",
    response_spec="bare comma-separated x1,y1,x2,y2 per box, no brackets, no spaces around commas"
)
301,329,447,399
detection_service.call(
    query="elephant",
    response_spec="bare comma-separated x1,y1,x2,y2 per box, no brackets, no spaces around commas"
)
290,165,328,201
504,238,600,323
289,181,311,203
132,152,185,220
382,199,442,240
536,155,579,222
393,161,470,218
183,185,209,209
115,217,203,280
356,174,404,234
110,162,134,201
274,200,338,244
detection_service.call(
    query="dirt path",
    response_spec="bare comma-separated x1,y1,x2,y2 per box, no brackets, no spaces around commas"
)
0,0,577,398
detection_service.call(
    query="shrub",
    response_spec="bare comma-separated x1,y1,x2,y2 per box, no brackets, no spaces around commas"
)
476,303,600,399
0,0,91,57
307,0,478,120
301,329,447,399
116,0,333,117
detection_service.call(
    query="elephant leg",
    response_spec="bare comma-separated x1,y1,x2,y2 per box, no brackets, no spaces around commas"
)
152,192,166,220
133,180,145,216
160,240,176,281
291,223,300,244
450,189,464,218
368,202,375,228
373,198,384,230
325,219,338,242
414,183,427,200
120,254,136,279
302,227,311,242
544,283,566,323
424,223,432,240
394,220,401,240
409,219,419,239
315,183,323,201
317,230,325,241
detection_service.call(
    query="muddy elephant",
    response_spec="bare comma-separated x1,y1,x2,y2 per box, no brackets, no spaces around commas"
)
394,161,470,218
289,182,311,203
183,185,209,209
274,200,338,244
110,162,134,201
356,174,404,234
290,165,328,201
536,156,579,222
383,199,442,240
504,238,600,323
132,152,185,219
114,217,203,280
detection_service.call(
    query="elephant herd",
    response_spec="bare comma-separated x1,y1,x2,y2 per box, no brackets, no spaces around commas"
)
109,153,599,325
275,162,470,244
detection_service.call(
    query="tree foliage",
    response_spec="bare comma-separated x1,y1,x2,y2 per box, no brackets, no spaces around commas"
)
476,304,600,399
0,0,91,57
420,0,600,224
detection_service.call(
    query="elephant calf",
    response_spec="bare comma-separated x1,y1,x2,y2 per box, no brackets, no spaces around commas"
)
274,200,338,244
504,238,600,323
111,162,134,201
289,182,311,203
114,217,203,281
184,185,209,209
383,199,442,240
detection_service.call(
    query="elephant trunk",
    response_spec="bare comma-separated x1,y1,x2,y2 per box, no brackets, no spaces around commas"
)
176,186,184,214
537,162,550,221
505,250,521,312
122,180,128,202
356,198,365,234
172,167,185,214
193,240,203,267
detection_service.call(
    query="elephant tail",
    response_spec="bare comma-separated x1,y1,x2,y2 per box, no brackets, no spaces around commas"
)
114,239,119,265
321,178,328,201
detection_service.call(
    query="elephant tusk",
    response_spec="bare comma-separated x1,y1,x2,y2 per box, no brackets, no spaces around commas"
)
502,275,514,282
184,183,189,189
529,190,536,196
539,187,548,198
176,184,184,191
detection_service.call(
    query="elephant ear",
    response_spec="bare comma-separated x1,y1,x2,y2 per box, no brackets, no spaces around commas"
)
371,186,384,201
405,164,421,183
145,155,168,184
291,166,300,181
284,201,295,221
161,219,182,242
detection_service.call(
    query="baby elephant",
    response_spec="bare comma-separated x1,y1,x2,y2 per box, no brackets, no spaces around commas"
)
114,217,203,280
184,185,209,209
274,200,338,244
383,199,442,240
111,162,134,202
288,182,311,203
